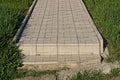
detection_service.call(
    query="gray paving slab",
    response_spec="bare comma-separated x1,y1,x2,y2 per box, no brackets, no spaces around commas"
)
19,0,103,63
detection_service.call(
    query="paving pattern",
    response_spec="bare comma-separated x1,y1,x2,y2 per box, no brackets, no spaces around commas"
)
19,0,103,63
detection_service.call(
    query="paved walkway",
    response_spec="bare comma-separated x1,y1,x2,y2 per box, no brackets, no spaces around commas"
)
19,0,103,64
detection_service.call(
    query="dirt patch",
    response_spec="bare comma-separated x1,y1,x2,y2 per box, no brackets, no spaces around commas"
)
16,74,55,80
111,76,120,80
15,62,120,80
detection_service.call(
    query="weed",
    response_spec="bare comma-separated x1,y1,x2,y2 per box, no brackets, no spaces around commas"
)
110,68,120,77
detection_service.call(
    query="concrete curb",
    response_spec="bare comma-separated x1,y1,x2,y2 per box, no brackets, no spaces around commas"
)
23,60,100,65
81,0,103,54
13,0,38,43
21,60,101,70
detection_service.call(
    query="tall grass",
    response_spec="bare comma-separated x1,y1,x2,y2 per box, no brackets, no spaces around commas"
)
0,0,32,80
83,0,120,62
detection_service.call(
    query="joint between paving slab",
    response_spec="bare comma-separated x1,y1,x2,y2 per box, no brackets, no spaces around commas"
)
69,0,80,62
36,0,48,55
56,0,59,62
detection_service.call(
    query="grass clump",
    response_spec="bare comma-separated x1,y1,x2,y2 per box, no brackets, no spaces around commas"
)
70,68,120,80
110,68,120,77
0,0,32,80
83,0,120,62
70,70,109,80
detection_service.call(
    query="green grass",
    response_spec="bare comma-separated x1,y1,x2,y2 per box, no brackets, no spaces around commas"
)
0,0,32,38
70,68,120,80
70,70,109,80
0,0,33,80
83,0,120,62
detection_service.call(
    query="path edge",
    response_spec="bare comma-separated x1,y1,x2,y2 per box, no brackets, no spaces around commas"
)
81,0,104,54
13,0,38,43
